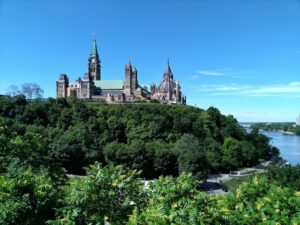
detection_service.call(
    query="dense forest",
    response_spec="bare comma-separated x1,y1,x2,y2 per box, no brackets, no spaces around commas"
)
0,95,279,178
1,96,299,224
250,122,300,135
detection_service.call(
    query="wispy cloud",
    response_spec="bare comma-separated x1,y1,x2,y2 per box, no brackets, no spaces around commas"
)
192,68,270,79
290,82,300,86
201,84,250,92
196,68,232,77
199,82,300,97
197,70,225,76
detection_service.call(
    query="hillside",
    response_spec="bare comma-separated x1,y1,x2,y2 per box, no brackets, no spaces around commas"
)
2,96,300,225
0,96,278,178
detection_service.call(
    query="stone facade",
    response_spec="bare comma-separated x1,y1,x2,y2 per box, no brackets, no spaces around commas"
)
56,40,186,105
151,61,186,105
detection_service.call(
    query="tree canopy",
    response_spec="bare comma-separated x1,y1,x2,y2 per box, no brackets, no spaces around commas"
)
0,96,298,224
0,96,278,177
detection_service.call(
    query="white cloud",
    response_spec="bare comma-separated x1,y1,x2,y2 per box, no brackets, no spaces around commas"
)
197,70,225,76
201,84,250,92
199,82,300,97
195,68,268,78
191,75,199,79
290,82,300,86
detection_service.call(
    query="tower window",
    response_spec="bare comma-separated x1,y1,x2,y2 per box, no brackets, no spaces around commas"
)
90,67,96,72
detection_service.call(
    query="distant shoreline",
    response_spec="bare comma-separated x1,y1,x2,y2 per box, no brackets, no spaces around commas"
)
239,122,300,136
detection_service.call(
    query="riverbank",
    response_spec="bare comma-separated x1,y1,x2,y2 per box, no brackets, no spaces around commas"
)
280,130,296,135
248,122,300,136
202,158,288,195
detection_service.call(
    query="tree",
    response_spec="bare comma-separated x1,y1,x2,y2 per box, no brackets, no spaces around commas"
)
21,83,44,99
240,141,257,166
128,173,204,225
5,85,20,96
221,137,242,170
49,122,103,174
175,134,209,179
0,166,62,225
48,163,144,225
0,95,27,118
147,141,177,177
266,165,300,190
128,175,300,225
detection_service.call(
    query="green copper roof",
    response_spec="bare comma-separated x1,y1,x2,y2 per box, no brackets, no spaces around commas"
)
94,80,124,89
91,40,99,57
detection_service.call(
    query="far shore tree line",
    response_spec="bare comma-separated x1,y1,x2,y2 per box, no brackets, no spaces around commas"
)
251,122,300,136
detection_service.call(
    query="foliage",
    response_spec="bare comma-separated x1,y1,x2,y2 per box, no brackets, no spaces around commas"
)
266,164,300,190
128,175,300,225
251,122,300,135
223,174,258,192
175,134,209,179
128,173,204,225
48,163,144,225
0,116,63,176
0,96,277,178
1,96,298,224
0,166,62,225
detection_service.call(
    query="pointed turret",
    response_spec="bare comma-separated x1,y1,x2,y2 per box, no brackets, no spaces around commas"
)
165,59,172,74
164,59,173,79
125,60,132,69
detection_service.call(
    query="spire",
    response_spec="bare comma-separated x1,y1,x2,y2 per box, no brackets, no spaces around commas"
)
165,59,172,75
164,59,173,79
91,39,99,58
125,60,132,68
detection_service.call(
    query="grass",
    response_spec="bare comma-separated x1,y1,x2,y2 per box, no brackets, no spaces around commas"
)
224,174,262,192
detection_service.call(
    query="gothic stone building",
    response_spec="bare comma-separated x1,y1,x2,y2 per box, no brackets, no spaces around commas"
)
56,40,186,104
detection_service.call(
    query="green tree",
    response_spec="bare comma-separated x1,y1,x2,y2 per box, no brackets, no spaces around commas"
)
49,122,103,174
175,134,209,179
128,175,300,225
266,165,300,190
128,173,203,225
0,167,62,225
221,137,242,170
147,141,177,177
49,163,144,225
240,141,257,166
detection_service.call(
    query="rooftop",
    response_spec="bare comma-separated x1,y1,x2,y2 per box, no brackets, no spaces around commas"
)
94,80,124,89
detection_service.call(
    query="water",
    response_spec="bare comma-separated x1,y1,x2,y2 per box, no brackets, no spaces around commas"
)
261,131,300,165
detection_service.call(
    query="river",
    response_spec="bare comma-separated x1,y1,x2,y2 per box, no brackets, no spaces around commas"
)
261,131,300,165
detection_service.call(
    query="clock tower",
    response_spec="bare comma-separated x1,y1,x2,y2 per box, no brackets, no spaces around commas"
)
88,39,101,80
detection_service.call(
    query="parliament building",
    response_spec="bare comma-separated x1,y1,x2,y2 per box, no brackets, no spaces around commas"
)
56,40,186,105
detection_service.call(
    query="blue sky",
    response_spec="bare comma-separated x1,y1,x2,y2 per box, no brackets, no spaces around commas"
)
1,0,299,122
